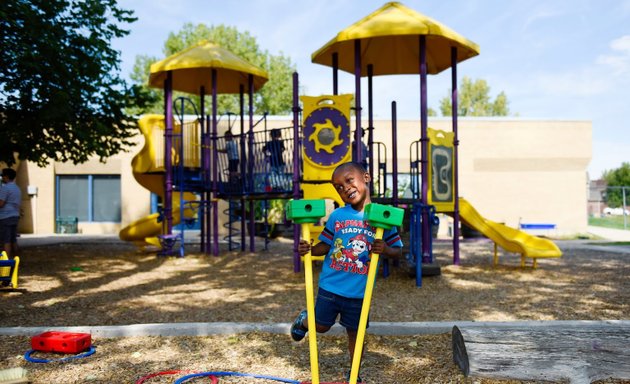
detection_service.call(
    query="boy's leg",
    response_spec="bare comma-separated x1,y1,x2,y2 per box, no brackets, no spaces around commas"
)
290,308,334,341
291,288,338,341
340,296,367,382
345,329,365,383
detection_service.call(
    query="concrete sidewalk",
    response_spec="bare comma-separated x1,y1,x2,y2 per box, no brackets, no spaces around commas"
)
1,320,628,338
587,225,630,241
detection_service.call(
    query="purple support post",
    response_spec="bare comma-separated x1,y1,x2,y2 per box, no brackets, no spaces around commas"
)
248,75,256,253
211,69,219,256
292,71,301,273
419,35,430,264
354,40,362,167
367,64,374,195
332,53,338,96
199,85,206,254
238,84,247,251
451,47,461,265
204,114,211,254
239,84,246,251
164,71,174,236
392,101,399,207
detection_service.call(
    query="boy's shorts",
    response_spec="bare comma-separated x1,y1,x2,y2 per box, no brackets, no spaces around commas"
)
315,287,369,331
0,216,19,244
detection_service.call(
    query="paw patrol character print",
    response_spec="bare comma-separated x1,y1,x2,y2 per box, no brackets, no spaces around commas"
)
331,238,344,261
342,234,371,269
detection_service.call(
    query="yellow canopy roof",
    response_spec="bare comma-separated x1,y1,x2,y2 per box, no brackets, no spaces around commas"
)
149,41,269,95
311,2,480,76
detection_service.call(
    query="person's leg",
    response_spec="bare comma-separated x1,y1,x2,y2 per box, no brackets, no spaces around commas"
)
340,296,367,381
8,217,18,258
347,328,360,360
291,288,338,341
11,241,18,256
0,218,11,258
345,329,365,383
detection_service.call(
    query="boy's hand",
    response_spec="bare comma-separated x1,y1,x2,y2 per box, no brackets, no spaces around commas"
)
371,239,386,255
371,239,402,259
298,240,311,256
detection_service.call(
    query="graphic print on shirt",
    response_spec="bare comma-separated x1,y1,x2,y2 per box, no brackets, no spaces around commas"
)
328,219,374,275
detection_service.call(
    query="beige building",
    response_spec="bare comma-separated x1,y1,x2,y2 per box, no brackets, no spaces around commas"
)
13,117,591,239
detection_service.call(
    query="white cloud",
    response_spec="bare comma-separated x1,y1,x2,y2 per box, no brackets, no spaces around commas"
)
597,35,630,76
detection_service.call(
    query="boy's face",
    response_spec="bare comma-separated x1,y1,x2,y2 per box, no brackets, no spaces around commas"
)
332,165,371,209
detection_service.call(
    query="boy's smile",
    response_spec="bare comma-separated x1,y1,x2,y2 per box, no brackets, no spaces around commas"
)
332,163,371,210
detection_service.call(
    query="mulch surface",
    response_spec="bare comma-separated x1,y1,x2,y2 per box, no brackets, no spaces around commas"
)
0,236,628,383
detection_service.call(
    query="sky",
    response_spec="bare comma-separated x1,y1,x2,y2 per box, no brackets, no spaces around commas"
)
112,0,630,179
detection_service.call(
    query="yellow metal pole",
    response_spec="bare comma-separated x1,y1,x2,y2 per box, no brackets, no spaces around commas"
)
301,224,319,384
348,227,384,384
11,256,19,289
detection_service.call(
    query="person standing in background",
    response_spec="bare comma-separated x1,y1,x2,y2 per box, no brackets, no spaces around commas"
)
0,168,21,258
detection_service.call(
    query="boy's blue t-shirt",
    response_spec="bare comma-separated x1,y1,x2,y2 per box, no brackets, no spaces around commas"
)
317,205,403,299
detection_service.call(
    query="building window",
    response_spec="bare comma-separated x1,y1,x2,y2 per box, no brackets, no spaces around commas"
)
56,175,121,222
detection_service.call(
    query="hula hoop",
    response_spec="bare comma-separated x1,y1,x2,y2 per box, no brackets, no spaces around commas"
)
24,345,96,363
136,370,218,384
174,371,300,384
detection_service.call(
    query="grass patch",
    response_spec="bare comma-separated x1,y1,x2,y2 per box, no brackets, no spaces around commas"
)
588,215,630,230
586,241,630,247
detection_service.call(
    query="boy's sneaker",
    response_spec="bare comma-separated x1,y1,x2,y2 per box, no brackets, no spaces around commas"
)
290,309,308,341
345,370,364,383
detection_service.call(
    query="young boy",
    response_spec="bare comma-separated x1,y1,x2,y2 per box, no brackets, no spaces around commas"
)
263,128,288,190
291,162,403,382
220,130,239,181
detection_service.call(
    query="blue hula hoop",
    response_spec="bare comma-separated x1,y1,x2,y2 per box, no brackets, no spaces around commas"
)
24,345,96,363
174,371,300,384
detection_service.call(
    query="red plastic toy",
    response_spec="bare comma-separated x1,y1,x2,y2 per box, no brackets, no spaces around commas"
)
31,331,92,354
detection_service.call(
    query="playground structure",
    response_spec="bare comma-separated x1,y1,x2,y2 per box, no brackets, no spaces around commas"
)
119,2,562,277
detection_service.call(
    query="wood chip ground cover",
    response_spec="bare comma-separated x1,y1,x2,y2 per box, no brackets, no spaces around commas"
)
0,237,628,383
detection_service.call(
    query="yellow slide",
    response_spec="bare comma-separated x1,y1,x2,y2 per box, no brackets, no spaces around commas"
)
458,198,562,267
119,115,196,247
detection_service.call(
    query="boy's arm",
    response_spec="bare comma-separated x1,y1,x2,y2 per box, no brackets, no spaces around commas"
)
311,241,331,256
371,239,402,259
298,240,331,256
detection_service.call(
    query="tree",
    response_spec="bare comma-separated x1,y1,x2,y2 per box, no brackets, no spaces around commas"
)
602,162,630,208
0,0,151,166
439,77,510,117
132,23,296,116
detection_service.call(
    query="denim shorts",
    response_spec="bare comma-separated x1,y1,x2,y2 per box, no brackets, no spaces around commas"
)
315,287,368,331
0,216,19,244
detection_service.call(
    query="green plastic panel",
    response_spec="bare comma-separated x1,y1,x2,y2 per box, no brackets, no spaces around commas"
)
286,199,326,224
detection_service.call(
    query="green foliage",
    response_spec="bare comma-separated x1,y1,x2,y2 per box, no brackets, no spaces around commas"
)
602,162,630,207
267,199,286,225
133,23,296,116
439,77,510,117
0,0,151,166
